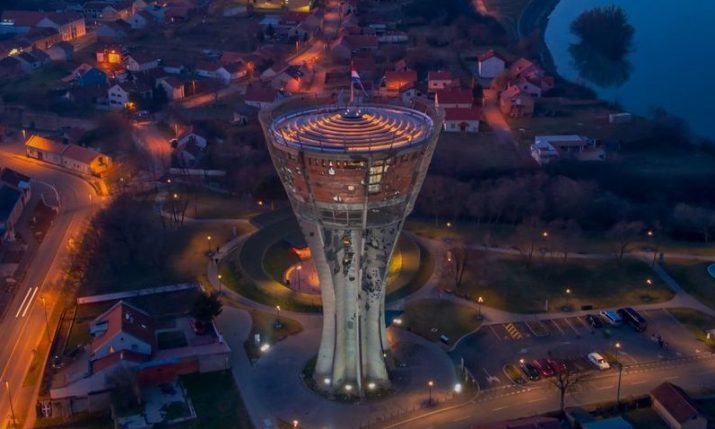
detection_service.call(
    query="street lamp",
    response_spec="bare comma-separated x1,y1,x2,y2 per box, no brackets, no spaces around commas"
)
647,230,658,265
296,264,302,292
207,235,212,252
217,274,223,294
477,296,484,320
615,342,623,406
274,305,282,329
292,419,299,429
5,381,17,429
427,380,434,406
565,288,572,310
41,296,51,344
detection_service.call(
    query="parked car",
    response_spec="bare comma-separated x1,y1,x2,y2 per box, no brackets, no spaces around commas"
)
519,361,541,381
532,359,555,377
585,314,603,329
504,364,527,385
600,310,622,326
547,358,567,374
588,352,610,370
618,307,647,332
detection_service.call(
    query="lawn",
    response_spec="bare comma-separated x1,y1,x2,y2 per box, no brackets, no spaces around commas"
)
454,255,674,313
168,185,262,220
664,260,715,310
432,132,533,175
622,408,670,429
241,306,303,362
173,371,253,429
400,299,481,345
667,308,715,347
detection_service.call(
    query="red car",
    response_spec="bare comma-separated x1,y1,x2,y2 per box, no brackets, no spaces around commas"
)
547,358,567,374
532,359,555,377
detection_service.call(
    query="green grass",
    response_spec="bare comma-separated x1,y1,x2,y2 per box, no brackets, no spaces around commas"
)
665,260,715,310
623,408,670,429
173,371,253,429
262,241,300,284
455,256,674,313
400,299,481,345
241,307,303,361
667,308,715,347
169,186,261,220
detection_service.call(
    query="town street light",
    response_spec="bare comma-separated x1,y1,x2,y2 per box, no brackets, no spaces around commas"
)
647,230,658,265
292,419,299,428
565,288,572,310
5,381,17,429
207,235,212,252
217,274,223,294
477,296,484,320
427,380,434,406
615,342,623,406
41,296,51,344
274,305,282,329
296,264,302,292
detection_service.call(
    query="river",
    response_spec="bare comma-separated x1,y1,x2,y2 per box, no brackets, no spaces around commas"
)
544,0,715,140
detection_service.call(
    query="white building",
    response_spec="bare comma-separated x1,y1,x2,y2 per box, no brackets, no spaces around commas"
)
478,50,506,80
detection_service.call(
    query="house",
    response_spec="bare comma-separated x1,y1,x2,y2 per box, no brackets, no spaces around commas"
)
76,67,108,87
651,382,707,429
83,1,134,22
62,144,112,176
20,27,61,50
515,75,543,97
344,35,379,53
443,107,481,133
162,59,185,75
125,52,160,72
15,51,46,73
25,135,66,165
435,88,474,109
107,81,153,109
478,50,506,79
95,20,131,40
96,46,124,64
244,86,279,108
156,76,185,100
427,70,454,92
0,187,25,242
125,10,154,29
499,85,535,118
0,11,86,41
530,135,601,165
90,301,155,361
510,58,541,79
383,70,418,92
175,130,207,167
46,41,74,61
108,83,131,109
225,61,248,81
272,64,306,91
195,62,231,84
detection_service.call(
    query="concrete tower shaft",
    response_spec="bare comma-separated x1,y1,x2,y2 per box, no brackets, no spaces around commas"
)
260,98,443,395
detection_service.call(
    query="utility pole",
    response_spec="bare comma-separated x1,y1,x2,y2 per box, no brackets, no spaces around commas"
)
5,381,17,429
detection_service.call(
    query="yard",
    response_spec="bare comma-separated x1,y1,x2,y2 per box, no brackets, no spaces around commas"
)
399,299,482,345
173,371,253,429
622,408,670,429
664,260,715,310
453,255,674,313
667,308,715,347
166,185,263,220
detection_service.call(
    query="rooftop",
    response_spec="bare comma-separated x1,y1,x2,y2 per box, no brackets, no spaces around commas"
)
268,103,434,154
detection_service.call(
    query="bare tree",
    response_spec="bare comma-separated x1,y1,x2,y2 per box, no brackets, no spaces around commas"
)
447,239,468,289
513,216,545,267
548,219,583,262
547,367,587,414
607,220,645,265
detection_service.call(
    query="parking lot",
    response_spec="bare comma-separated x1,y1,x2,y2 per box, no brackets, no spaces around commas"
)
451,308,709,389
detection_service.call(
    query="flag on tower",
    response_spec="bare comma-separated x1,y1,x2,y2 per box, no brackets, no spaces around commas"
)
351,62,367,95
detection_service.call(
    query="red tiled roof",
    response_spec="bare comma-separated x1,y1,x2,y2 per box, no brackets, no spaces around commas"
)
428,70,453,81
25,135,66,155
91,301,155,354
478,49,505,62
510,58,540,77
444,107,481,122
62,144,103,165
245,86,278,103
651,382,702,424
436,88,474,105
93,350,149,373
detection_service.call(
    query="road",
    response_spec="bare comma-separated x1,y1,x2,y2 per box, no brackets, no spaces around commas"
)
0,149,96,429
381,354,715,428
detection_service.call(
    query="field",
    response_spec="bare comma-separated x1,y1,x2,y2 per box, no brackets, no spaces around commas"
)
668,308,715,347
400,299,482,345
665,260,715,310
454,255,673,313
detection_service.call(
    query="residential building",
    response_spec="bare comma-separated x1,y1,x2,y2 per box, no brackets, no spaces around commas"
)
107,83,130,109
83,1,134,22
435,88,474,109
125,10,154,29
499,85,535,118
125,52,160,72
244,86,279,108
651,382,707,429
76,67,108,87
90,301,155,361
95,20,131,40
427,70,454,92
25,135,112,175
383,70,417,92
156,76,185,100
46,41,74,61
195,62,231,84
443,107,481,133
530,135,602,165
15,51,46,73
478,50,506,79
0,11,86,41
95,46,124,64
25,135,66,165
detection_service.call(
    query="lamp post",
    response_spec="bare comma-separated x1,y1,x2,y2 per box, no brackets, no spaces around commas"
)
647,230,658,265
274,305,282,329
217,274,222,294
5,381,17,429
296,264,302,292
427,380,434,406
292,419,299,429
207,235,212,253
41,296,51,344
565,288,572,310
477,296,484,320
615,342,623,406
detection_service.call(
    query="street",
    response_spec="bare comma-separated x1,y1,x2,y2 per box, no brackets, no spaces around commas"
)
0,149,96,429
